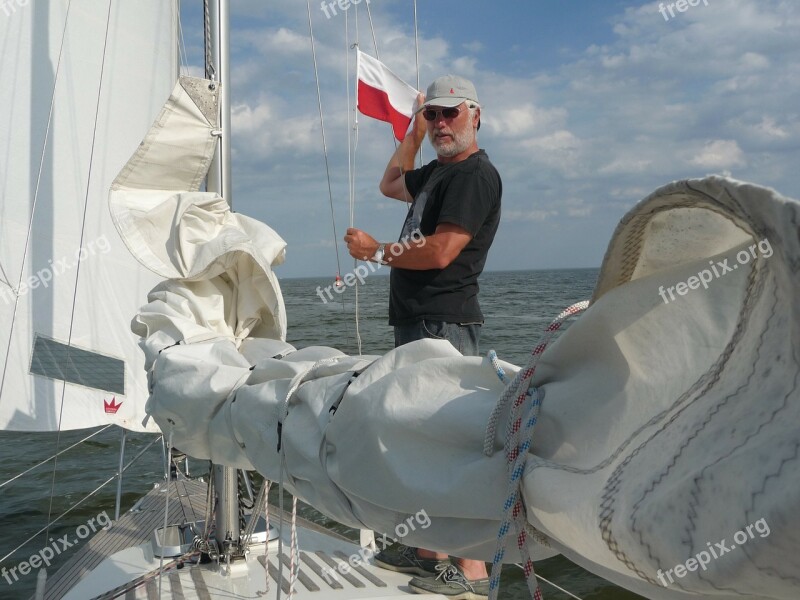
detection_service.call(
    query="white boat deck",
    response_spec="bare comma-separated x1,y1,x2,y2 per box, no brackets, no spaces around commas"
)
45,478,445,599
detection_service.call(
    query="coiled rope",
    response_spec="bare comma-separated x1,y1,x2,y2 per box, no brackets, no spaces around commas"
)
484,301,589,600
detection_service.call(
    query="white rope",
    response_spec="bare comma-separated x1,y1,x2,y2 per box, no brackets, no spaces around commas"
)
485,302,590,600
483,301,590,457
305,0,344,284
290,496,299,597
276,450,286,600
345,9,363,356
157,426,175,598
275,357,344,598
264,480,272,594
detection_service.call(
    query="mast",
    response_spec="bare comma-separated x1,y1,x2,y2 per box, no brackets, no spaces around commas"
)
207,0,232,206
206,0,241,558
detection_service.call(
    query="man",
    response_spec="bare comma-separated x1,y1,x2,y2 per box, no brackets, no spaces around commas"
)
344,75,501,599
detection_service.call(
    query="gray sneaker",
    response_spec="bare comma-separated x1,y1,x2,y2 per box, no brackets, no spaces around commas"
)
409,563,489,599
373,544,450,577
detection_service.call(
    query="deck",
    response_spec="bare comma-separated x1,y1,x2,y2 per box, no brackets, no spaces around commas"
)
43,477,439,599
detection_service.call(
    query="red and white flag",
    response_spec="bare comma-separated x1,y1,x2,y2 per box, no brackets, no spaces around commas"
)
357,50,419,141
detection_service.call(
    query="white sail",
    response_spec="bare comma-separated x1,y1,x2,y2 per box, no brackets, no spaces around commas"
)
94,10,798,599
129,113,800,598
0,0,177,431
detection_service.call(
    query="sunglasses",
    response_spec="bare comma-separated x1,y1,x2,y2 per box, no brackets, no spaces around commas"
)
421,106,463,121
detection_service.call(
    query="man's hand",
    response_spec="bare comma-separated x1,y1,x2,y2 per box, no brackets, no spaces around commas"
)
379,92,427,201
410,91,428,142
344,228,379,261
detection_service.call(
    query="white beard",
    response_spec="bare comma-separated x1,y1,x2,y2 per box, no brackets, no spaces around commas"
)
430,123,474,158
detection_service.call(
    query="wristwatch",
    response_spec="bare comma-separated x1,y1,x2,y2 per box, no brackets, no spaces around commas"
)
371,243,386,264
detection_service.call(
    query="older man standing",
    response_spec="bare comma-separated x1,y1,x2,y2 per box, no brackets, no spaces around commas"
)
345,75,500,599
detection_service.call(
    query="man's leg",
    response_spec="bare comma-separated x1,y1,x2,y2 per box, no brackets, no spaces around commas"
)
389,320,488,591
394,321,426,348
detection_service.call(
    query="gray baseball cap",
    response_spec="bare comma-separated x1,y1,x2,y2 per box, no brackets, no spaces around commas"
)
422,75,479,108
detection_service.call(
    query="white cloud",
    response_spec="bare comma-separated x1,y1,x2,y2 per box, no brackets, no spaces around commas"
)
753,116,790,139
503,208,559,222
195,0,800,276
483,103,568,138
520,130,583,173
462,41,484,53
690,140,747,169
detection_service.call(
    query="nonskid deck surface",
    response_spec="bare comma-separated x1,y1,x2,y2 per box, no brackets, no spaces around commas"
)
42,477,207,600
46,478,444,599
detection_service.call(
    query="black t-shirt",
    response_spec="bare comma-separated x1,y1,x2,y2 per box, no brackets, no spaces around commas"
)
389,149,501,326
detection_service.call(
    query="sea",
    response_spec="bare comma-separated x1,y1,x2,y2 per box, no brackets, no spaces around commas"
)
0,268,645,599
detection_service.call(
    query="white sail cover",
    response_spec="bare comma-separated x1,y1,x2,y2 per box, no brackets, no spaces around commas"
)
0,0,177,431
123,81,798,598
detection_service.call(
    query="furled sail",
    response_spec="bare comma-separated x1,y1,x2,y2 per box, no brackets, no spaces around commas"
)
0,0,177,431
109,76,288,361
122,77,798,598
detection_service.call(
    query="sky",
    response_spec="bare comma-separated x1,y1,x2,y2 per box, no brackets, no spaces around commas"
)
179,0,799,278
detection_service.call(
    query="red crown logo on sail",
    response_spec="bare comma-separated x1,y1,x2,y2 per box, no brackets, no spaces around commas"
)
104,397,122,414
450,88,454,94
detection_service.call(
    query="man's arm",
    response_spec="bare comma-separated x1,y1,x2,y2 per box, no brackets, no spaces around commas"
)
379,93,427,202
344,223,471,270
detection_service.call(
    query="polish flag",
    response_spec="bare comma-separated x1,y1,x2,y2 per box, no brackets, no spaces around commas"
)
357,50,419,141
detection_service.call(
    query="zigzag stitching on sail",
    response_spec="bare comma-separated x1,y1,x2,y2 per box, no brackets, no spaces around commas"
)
633,269,774,543
610,195,746,294
598,240,767,584
677,278,782,539
631,271,781,587
529,200,766,481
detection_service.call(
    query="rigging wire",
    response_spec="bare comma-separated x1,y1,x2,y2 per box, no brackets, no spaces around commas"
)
532,570,586,600
38,0,116,547
176,0,190,77
413,0,423,166
0,434,163,565
305,0,344,298
364,0,380,62
0,424,112,490
364,0,401,156
346,8,363,356
203,0,216,80
0,0,75,420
